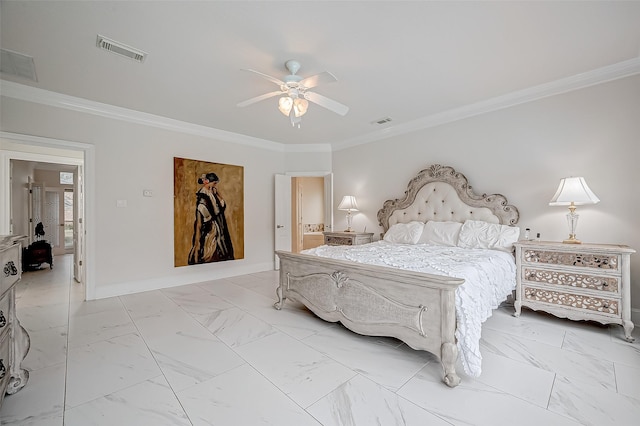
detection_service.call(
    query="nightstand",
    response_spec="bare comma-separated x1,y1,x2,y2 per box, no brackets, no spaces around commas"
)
323,231,373,246
514,240,635,341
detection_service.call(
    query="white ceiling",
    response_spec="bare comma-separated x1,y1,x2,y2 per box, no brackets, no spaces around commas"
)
1,1,640,148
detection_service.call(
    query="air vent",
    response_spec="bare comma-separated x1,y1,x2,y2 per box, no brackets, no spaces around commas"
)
96,35,147,63
371,117,393,125
0,48,37,81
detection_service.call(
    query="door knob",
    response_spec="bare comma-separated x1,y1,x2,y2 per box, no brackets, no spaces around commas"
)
276,225,285,229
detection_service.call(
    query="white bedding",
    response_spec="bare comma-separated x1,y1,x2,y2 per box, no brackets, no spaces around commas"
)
303,241,516,377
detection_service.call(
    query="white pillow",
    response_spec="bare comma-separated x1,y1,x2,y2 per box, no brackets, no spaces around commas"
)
456,220,520,252
418,221,463,246
383,221,425,244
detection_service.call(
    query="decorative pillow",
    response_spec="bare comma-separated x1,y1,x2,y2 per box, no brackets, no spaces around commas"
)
456,220,520,252
383,221,425,244
418,221,463,246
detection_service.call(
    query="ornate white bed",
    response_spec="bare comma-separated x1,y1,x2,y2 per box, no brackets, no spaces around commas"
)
274,164,519,387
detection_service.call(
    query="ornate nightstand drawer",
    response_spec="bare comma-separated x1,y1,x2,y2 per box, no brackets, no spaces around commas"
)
323,232,373,246
523,286,619,316
523,249,619,271
522,267,619,293
1,249,21,297
0,293,9,335
326,236,353,246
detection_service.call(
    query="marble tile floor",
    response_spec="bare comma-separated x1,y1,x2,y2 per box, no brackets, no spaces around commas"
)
1,254,639,425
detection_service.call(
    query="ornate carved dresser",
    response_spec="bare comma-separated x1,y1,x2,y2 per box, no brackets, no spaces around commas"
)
514,240,635,341
0,236,30,408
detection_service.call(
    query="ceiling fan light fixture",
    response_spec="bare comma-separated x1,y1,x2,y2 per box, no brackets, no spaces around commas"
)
278,96,308,118
239,60,347,128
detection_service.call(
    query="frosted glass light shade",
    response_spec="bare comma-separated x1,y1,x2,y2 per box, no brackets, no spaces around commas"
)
278,96,293,116
293,98,308,116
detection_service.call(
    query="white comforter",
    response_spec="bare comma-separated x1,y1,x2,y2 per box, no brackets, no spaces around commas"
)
303,241,516,377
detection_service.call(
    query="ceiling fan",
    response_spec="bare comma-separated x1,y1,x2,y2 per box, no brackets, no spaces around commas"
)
237,60,349,127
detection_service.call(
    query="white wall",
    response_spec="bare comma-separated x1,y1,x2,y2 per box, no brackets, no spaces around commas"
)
0,96,331,299
300,177,324,225
332,75,640,311
284,150,332,173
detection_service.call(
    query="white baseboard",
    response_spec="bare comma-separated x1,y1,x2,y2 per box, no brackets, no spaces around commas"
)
92,261,274,300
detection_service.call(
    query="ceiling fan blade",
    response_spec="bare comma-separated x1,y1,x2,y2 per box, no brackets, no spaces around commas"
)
305,91,349,116
237,90,283,108
299,71,337,89
241,68,285,86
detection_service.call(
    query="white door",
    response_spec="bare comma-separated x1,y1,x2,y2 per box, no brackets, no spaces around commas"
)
323,174,333,233
44,189,63,254
274,174,292,269
74,164,84,283
63,190,74,253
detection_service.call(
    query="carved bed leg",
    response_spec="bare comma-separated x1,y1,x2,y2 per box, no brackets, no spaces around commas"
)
274,272,289,310
274,283,285,310
441,342,460,387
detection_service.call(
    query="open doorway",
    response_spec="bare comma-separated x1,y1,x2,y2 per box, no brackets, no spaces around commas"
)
274,172,332,268
13,160,79,267
291,176,326,252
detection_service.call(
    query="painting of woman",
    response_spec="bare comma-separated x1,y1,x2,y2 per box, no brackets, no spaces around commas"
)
173,157,244,267
187,172,234,264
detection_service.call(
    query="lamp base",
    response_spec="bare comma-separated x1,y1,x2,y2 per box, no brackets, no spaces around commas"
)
562,234,581,244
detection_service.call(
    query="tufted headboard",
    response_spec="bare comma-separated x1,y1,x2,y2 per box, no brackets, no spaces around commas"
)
377,164,519,234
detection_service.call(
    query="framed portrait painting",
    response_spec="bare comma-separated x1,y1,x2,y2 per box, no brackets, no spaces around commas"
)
174,157,244,267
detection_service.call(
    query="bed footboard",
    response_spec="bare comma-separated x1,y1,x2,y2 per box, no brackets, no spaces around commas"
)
275,250,464,387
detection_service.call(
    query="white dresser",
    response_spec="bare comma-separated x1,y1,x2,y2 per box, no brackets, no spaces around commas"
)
514,240,635,341
0,236,30,408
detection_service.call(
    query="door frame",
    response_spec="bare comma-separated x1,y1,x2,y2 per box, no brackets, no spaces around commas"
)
0,131,95,300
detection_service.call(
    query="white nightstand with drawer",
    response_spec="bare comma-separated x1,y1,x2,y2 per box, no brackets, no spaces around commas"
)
513,240,635,341
323,231,374,246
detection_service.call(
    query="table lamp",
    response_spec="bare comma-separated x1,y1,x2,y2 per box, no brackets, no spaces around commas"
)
338,195,358,232
549,177,600,244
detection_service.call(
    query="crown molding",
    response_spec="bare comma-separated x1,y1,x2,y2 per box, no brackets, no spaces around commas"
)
0,81,330,153
333,57,640,151
3,57,639,154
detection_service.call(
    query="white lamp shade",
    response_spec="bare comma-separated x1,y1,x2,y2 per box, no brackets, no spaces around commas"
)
549,177,600,206
338,195,359,211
